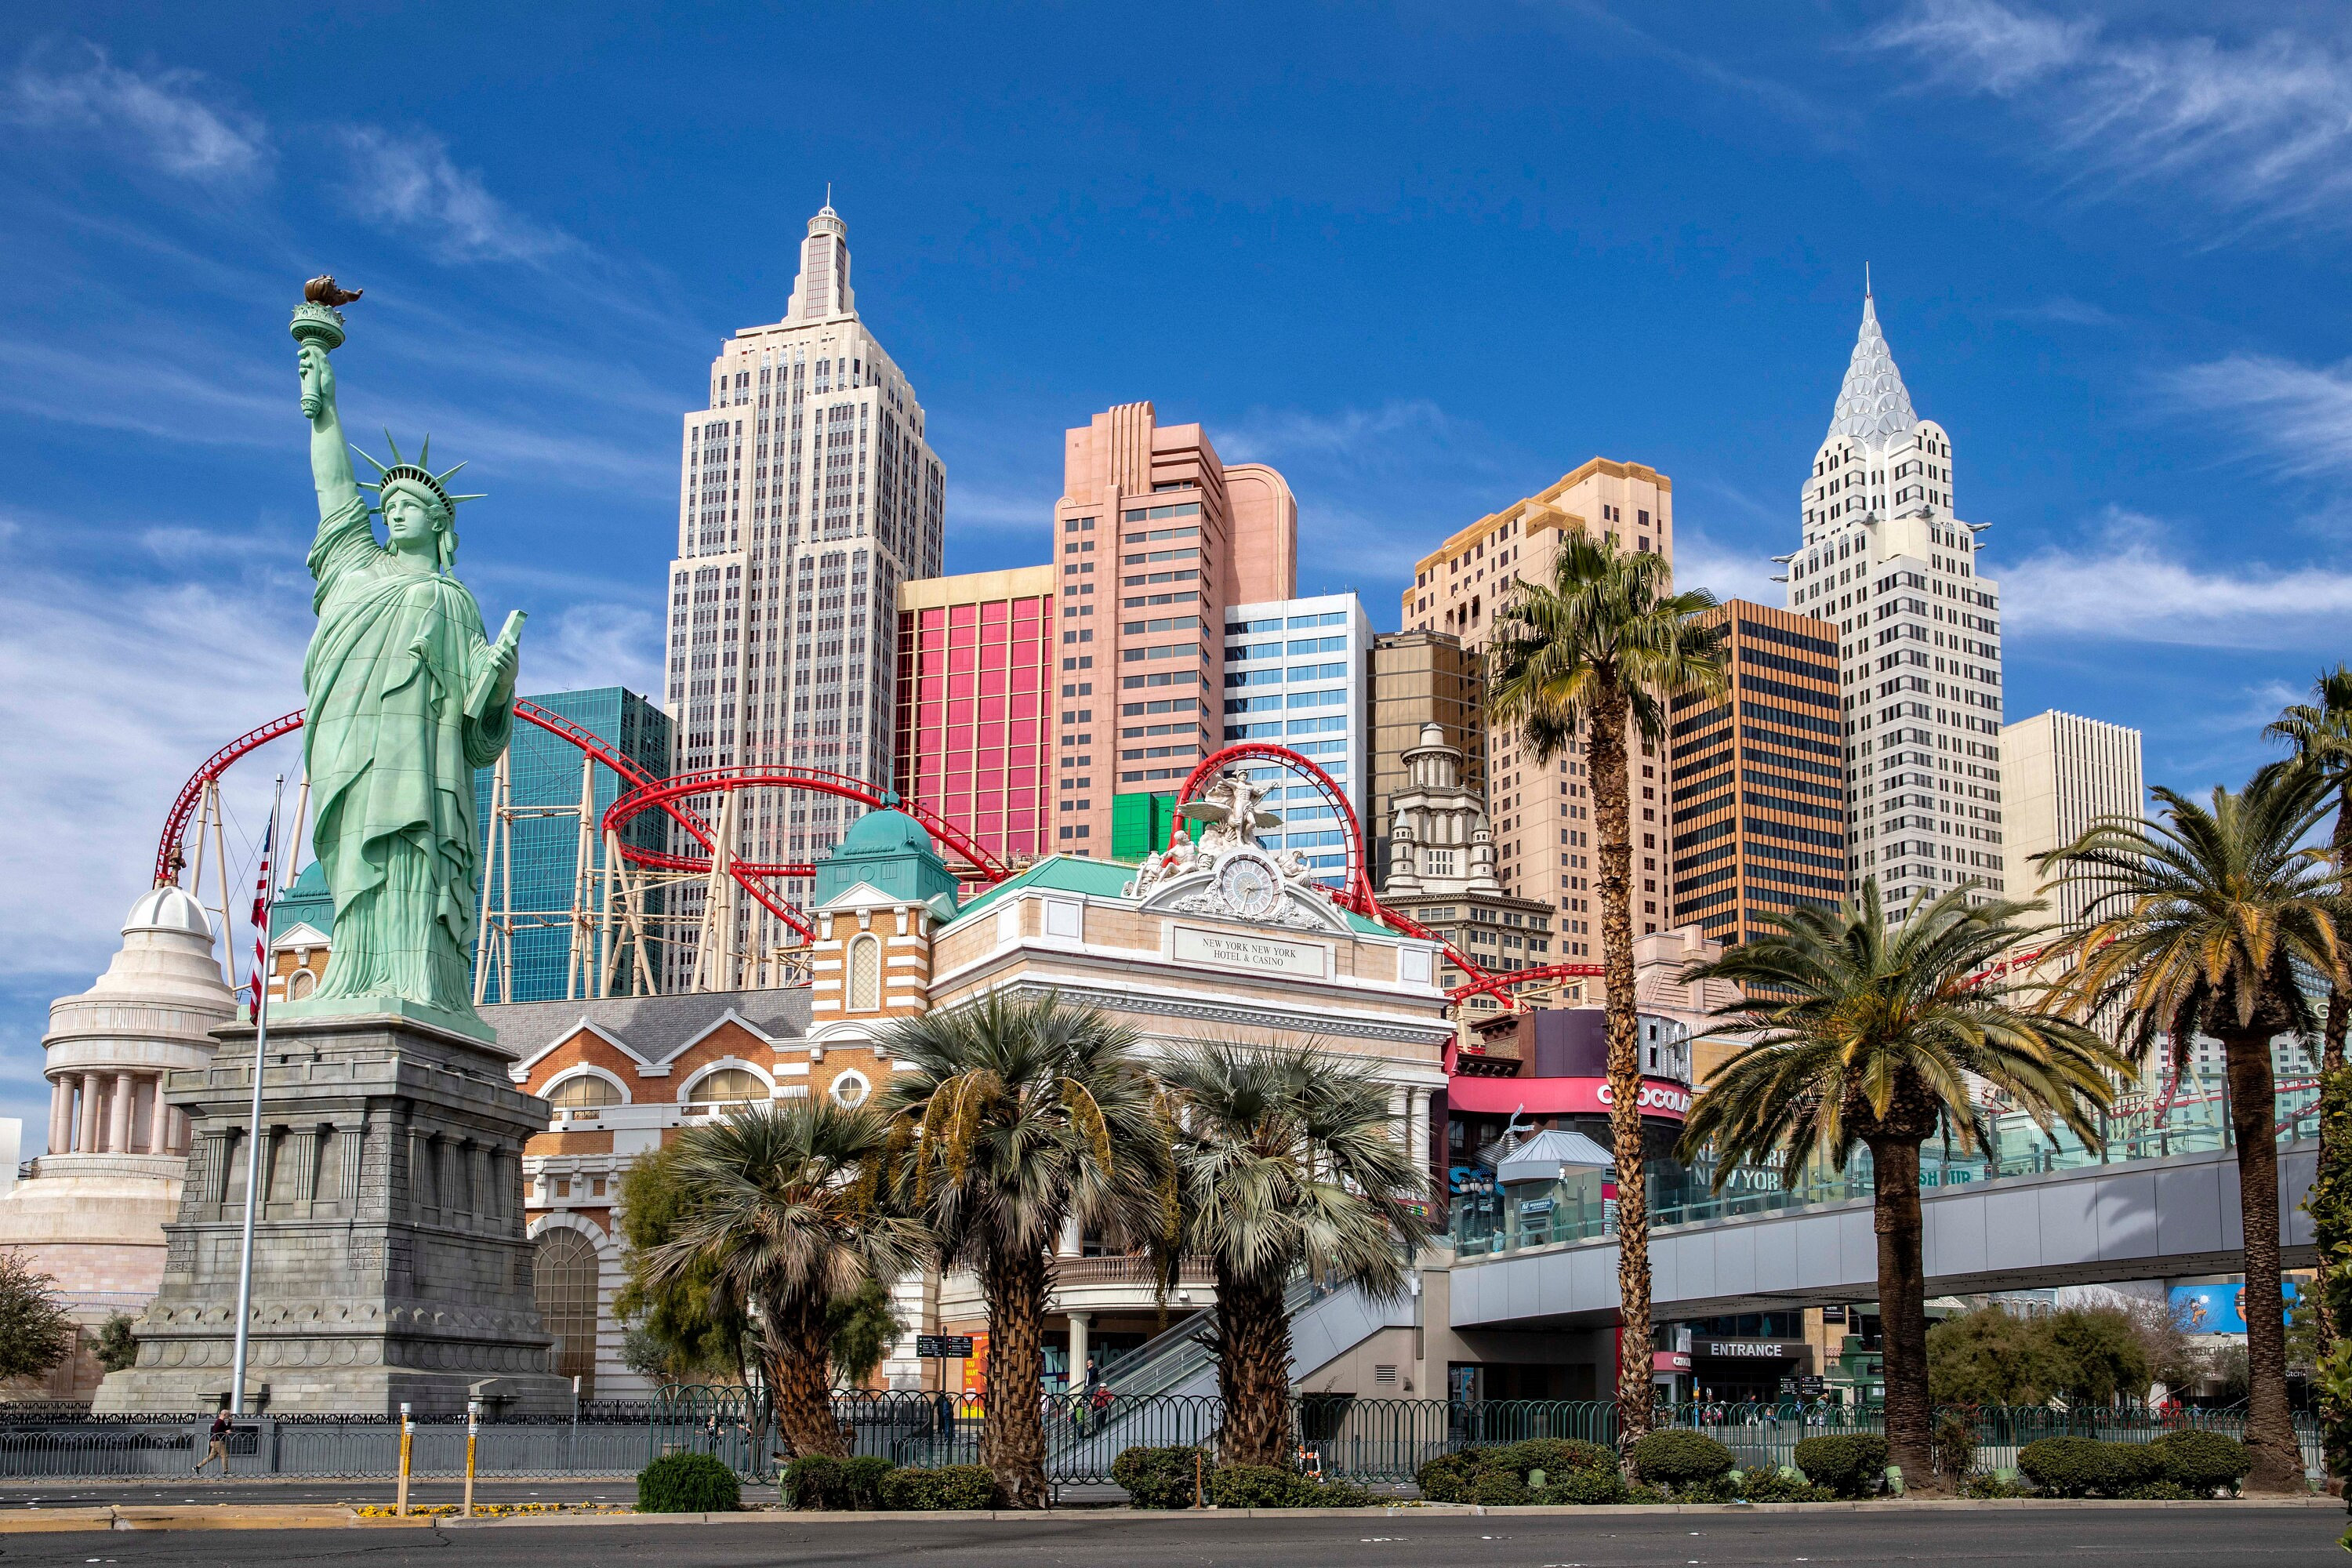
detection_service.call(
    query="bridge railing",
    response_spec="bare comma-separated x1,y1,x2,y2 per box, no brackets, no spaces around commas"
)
1451,1076,2316,1261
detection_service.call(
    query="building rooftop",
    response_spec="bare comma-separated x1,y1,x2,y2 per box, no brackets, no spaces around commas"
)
947,853,1393,936
481,989,813,1061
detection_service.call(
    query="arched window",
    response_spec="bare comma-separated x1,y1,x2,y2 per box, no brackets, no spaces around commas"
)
532,1229,600,1400
686,1068,767,1105
286,968,315,1000
549,1073,623,1109
848,934,881,1012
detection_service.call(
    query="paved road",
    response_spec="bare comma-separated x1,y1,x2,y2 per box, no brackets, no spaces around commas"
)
0,1478,717,1509
0,1506,2343,1567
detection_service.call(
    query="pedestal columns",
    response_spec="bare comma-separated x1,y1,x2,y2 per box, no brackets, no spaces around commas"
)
108,1072,135,1154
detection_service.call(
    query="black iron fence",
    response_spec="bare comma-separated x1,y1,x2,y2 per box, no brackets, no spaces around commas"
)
0,1392,2317,1486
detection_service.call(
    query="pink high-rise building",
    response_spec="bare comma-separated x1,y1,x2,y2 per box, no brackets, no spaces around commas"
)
894,567,1058,870
1050,403,1295,855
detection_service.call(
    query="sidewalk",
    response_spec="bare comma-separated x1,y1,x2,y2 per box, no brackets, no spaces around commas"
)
0,1495,2337,1533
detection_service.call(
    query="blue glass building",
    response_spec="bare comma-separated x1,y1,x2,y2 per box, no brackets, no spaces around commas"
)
474,688,673,1004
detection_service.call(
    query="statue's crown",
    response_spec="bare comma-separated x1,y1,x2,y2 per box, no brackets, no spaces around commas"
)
354,433,484,516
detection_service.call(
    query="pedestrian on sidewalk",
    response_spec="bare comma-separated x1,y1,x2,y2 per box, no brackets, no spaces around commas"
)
193,1410,233,1476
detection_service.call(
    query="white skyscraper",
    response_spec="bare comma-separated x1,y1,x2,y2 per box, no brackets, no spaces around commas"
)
666,201,946,959
1783,289,2005,915
2001,710,2143,927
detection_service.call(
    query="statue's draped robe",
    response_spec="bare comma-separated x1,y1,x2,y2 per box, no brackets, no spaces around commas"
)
303,493,508,1014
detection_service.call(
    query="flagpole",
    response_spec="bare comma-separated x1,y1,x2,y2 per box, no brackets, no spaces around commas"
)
229,774,284,1418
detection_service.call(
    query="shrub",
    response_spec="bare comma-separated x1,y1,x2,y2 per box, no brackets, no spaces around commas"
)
2122,1479,2194,1500
840,1455,892,1509
1624,1483,1671,1504
781,1454,844,1509
876,1465,998,1510
1628,1430,1736,1491
1792,1433,1889,1497
2148,1430,2253,1497
1211,1465,1305,1509
637,1451,741,1513
1416,1450,1481,1503
1113,1444,1207,1508
1962,1472,2031,1500
1739,1467,1835,1503
2016,1436,2161,1498
1498,1437,1617,1479
1933,1416,1977,1481
1296,1476,1377,1508
1540,1466,1628,1505
1468,1466,1532,1506
1673,1475,1742,1504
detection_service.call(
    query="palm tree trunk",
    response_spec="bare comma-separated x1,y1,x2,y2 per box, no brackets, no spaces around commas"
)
2316,800,2352,1356
768,1295,847,1459
982,1247,1051,1508
1867,1135,1935,1491
1584,681,1652,1449
2224,1025,2303,1493
1214,1269,1293,1468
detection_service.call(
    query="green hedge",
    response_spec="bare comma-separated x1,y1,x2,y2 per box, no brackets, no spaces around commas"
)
1112,1446,1207,1508
2016,1433,2252,1499
1738,1466,1835,1503
875,1465,1000,1510
1791,1433,1890,1497
637,1452,742,1513
1207,1465,1374,1508
1417,1439,1622,1505
1628,1430,1736,1490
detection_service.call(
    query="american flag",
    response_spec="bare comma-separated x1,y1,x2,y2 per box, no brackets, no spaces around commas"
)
247,818,273,1019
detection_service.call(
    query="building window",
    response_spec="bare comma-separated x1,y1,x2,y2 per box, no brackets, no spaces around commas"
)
686,1067,768,1105
286,968,314,1000
848,934,882,1011
829,1071,872,1108
549,1074,623,1109
532,1229,600,1401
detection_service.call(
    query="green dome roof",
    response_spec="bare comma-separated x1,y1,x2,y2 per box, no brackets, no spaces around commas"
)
839,808,931,855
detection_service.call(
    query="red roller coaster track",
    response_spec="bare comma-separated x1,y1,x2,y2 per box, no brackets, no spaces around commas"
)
162,720,1568,1011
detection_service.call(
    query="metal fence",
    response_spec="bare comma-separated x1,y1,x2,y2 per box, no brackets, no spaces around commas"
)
0,1393,2319,1486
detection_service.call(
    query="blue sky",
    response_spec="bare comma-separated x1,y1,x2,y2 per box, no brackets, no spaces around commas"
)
5,2,2352,1145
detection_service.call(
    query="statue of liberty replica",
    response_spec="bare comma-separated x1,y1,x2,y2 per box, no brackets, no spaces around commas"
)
281,281,521,1039
97,281,568,1415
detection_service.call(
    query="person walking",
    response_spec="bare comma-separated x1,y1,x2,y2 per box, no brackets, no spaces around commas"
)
193,1410,233,1476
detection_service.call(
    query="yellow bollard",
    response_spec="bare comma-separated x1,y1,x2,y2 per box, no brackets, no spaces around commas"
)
396,1403,413,1517
464,1400,480,1518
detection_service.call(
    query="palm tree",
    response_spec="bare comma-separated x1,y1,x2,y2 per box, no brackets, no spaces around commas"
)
1486,530,1726,1444
1680,884,2123,1491
2037,766,2345,1494
1156,1040,1426,1466
880,992,1171,1508
2267,668,2352,1353
641,1098,924,1460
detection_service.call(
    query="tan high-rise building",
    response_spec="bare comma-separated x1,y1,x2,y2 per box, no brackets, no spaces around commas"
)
1399,459,1677,956
2001,710,2143,927
664,199,946,960
1787,289,2004,914
1370,631,1485,883
1054,402,1295,855
1668,602,1847,946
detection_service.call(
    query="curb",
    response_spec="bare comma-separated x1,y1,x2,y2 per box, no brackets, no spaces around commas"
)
0,1495,2337,1534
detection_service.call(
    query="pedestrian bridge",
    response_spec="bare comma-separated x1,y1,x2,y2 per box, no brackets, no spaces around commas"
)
1449,1132,2315,1330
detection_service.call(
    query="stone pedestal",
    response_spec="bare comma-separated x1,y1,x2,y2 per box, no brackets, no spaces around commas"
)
93,1012,568,1415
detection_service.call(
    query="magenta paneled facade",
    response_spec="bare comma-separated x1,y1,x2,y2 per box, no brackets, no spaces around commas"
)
895,573,1055,868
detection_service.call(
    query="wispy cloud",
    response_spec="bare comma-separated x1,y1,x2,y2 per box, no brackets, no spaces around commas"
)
2002,296,2120,328
1,44,268,183
2004,509,2352,648
1671,526,1783,607
523,601,665,698
337,126,571,263
1873,1,2352,230
2165,354,2352,481
1215,399,1480,473
946,482,1053,535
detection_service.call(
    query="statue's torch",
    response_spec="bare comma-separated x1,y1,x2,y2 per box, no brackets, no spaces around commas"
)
292,275,361,419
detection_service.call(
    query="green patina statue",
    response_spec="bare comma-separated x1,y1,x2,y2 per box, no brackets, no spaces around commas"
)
278,281,523,1040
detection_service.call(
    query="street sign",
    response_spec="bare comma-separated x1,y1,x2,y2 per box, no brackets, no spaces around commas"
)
916,1335,975,1359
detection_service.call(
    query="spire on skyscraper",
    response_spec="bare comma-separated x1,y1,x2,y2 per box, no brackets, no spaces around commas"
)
789,195,854,321
1826,282,1918,447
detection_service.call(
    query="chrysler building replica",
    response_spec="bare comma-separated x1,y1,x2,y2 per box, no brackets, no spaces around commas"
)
1781,287,2005,915
666,200,946,970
